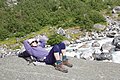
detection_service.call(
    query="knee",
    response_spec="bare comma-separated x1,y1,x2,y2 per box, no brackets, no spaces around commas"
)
53,45,60,52
60,42,66,49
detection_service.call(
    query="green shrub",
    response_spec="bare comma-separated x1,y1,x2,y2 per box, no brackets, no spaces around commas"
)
47,34,66,46
0,0,119,40
88,10,106,24
0,27,10,40
14,32,25,37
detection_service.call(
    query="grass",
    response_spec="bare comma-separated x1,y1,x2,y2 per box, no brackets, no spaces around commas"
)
0,26,54,49
0,26,96,50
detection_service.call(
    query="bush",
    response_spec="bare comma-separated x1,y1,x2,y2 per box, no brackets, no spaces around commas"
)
0,27,10,40
47,34,66,46
14,32,25,37
88,10,106,24
73,15,94,31
0,0,119,40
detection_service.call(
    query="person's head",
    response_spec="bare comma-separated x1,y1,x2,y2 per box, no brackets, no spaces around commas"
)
28,38,38,47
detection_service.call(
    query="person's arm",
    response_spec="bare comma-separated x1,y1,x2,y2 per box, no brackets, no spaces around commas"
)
39,39,46,48
23,40,33,55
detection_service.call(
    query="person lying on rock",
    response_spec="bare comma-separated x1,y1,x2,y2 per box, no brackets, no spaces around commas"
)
23,38,73,73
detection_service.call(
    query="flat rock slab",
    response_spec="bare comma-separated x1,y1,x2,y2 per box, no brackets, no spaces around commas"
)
0,56,120,80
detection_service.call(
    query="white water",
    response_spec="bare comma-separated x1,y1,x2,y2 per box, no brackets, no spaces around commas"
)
66,37,114,58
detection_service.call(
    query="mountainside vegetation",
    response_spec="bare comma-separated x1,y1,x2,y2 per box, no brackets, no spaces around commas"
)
0,0,120,41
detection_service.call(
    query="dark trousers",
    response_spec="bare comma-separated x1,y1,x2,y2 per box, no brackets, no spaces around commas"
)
45,43,65,65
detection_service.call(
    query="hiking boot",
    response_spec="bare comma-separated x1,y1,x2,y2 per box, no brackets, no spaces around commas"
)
55,63,68,73
63,60,73,68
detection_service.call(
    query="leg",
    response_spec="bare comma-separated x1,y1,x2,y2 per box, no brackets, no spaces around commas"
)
59,43,73,67
61,49,73,68
45,45,68,73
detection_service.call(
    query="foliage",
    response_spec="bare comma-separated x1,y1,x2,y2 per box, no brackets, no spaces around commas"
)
47,34,66,46
88,10,106,24
0,0,119,40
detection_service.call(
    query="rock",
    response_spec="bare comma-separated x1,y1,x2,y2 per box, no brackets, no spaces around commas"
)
93,53,112,61
75,39,81,43
115,42,120,51
92,41,100,47
112,35,120,46
80,49,94,60
92,47,102,55
65,34,71,39
112,6,120,14
35,34,49,42
93,24,106,30
62,40,70,46
1,56,120,80
57,27,66,36
106,30,117,38
6,0,18,7
91,32,99,40
101,42,115,54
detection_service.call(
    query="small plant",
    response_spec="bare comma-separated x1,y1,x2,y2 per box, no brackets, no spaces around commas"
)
47,34,66,46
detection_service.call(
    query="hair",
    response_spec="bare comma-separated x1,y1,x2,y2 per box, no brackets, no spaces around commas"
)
30,40,38,45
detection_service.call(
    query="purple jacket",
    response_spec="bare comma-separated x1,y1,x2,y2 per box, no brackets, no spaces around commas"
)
23,40,49,60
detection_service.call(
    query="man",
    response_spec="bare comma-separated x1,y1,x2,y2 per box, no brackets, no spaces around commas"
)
23,38,73,73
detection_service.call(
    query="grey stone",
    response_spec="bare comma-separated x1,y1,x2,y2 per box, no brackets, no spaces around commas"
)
112,6,120,13
1,56,120,80
112,35,120,46
93,53,112,61
93,24,106,30
101,42,115,54
57,27,66,36
92,41,100,47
